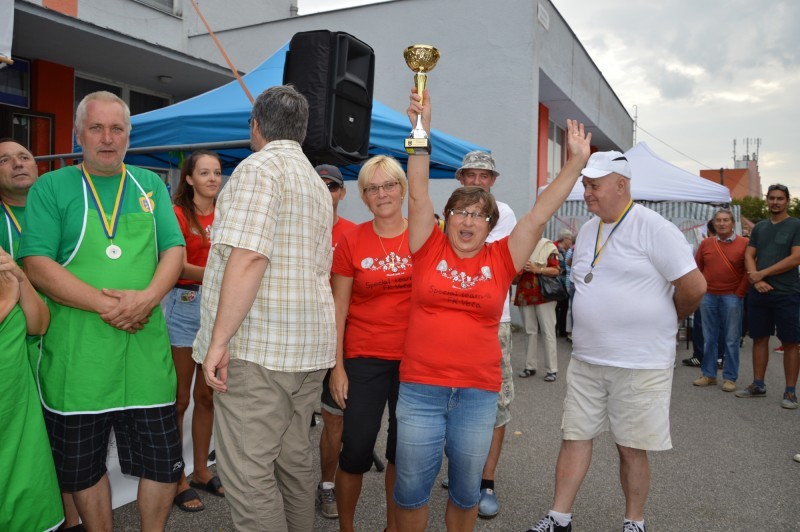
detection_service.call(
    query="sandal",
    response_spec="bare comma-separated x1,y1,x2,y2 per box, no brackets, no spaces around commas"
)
189,475,225,497
173,488,205,512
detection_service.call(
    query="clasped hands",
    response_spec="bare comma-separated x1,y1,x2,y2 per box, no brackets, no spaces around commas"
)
98,288,153,333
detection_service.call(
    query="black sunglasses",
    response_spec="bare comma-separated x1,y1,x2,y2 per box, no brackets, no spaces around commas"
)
326,182,342,192
767,184,789,193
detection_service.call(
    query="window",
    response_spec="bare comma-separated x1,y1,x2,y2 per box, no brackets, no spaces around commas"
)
0,57,30,108
133,0,175,15
74,75,170,115
547,120,566,183
129,90,169,115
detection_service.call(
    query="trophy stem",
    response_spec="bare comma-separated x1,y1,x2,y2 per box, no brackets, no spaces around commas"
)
414,114,424,134
415,72,427,105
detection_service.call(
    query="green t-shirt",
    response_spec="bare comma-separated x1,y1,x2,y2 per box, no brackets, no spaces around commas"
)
19,165,184,263
749,216,800,295
0,204,24,263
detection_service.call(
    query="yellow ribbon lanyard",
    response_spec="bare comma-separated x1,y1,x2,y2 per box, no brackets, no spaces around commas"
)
1,202,21,235
80,163,127,245
586,199,634,282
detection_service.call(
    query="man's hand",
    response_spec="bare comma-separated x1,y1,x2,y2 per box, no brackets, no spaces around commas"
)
748,270,766,284
100,289,153,333
0,269,20,305
753,280,774,293
203,342,230,393
0,249,25,283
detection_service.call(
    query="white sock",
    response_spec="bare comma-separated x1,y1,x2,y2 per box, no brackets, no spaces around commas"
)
320,481,334,490
548,510,572,526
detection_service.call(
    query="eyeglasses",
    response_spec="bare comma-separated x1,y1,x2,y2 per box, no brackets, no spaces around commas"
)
248,117,254,127
364,181,400,196
448,209,491,222
767,184,789,193
326,182,342,192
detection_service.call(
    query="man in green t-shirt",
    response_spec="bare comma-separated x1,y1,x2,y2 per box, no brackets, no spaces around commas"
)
0,139,38,260
19,91,186,531
738,183,800,409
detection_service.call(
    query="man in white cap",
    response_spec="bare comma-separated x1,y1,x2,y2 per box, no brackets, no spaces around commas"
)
453,150,516,518
527,151,705,532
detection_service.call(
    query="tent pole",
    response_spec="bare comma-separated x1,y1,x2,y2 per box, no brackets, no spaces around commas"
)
189,0,255,104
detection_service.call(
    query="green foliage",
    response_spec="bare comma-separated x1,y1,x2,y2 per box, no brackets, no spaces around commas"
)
732,196,766,222
733,196,800,222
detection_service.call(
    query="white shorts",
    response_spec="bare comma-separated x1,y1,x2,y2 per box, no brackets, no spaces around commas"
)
561,358,673,451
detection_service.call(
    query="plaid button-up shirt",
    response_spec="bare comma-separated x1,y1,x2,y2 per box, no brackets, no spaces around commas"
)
194,140,336,371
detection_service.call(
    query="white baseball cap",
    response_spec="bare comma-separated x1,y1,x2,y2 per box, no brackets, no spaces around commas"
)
581,151,632,179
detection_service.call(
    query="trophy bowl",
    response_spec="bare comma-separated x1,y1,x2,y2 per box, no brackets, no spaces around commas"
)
404,45,440,73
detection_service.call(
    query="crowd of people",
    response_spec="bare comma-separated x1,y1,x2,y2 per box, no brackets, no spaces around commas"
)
1,81,797,532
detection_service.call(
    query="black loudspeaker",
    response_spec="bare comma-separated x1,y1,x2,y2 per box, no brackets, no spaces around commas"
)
283,30,375,166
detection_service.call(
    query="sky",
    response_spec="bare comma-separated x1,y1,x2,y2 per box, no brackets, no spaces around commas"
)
298,0,800,198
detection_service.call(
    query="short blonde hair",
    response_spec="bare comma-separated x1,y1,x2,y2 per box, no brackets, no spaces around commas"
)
357,155,408,203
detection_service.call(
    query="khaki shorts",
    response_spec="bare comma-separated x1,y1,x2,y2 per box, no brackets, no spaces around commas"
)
561,358,673,451
495,322,514,428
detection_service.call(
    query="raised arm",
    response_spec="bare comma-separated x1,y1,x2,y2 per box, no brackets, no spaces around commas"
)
507,120,591,270
405,88,436,253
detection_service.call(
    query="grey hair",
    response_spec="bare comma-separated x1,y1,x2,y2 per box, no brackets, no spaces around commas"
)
558,229,575,240
75,91,131,134
713,208,734,221
251,85,309,144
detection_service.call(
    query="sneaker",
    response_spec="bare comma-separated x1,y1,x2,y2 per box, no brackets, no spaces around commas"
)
477,488,499,518
623,520,646,532
519,369,537,378
693,375,717,387
782,392,799,409
774,345,785,353
794,453,800,463
735,384,766,398
717,358,724,370
544,372,557,382
681,357,702,367
526,514,572,532
316,485,337,519
441,477,449,489
722,380,737,392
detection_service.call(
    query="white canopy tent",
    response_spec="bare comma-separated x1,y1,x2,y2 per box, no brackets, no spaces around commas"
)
540,141,736,250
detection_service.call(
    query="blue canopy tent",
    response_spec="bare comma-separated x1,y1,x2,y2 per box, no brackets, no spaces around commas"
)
123,42,485,178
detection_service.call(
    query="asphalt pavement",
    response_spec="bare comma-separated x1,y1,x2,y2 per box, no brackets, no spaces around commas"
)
113,331,800,531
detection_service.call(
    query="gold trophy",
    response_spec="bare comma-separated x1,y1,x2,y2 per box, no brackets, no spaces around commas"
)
404,44,440,155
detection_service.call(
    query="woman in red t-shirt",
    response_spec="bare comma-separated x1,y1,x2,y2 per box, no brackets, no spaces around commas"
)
394,88,592,530
162,150,223,512
329,155,411,532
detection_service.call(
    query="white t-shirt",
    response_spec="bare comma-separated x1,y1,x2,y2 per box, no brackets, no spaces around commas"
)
488,201,516,323
570,204,696,369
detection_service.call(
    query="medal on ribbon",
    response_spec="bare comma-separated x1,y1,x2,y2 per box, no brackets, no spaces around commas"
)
81,164,127,260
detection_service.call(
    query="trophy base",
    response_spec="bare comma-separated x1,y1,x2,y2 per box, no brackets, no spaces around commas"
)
405,137,431,155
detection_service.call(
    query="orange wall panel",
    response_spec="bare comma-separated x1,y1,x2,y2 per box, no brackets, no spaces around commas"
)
537,103,549,194
31,60,75,157
43,0,78,17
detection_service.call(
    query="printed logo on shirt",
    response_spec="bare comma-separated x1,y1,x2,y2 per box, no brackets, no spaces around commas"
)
361,252,411,275
436,260,492,289
139,191,154,213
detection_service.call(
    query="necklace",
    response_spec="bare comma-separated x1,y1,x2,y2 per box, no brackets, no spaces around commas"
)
375,219,407,270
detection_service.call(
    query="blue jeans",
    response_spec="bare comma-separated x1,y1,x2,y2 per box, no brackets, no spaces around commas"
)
393,383,497,510
700,294,743,381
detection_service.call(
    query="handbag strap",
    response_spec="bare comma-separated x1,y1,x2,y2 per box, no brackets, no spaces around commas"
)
712,238,738,277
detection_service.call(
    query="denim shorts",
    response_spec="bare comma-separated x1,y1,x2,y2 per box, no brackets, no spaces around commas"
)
162,286,202,347
747,290,800,343
393,383,498,510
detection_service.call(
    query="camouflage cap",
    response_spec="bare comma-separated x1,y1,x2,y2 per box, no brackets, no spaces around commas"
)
456,150,500,179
